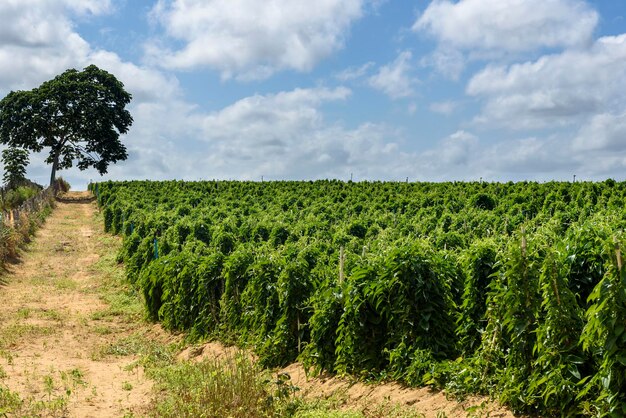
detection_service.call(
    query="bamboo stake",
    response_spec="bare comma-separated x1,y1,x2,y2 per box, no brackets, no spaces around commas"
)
297,313,301,353
339,246,345,283
521,227,527,257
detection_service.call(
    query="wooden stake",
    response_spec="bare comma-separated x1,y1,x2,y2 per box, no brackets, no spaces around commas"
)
339,246,345,283
297,313,301,353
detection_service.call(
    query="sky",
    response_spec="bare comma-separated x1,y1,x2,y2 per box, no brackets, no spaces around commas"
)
1,0,626,189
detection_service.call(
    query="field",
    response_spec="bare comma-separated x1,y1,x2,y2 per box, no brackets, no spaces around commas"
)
94,179,626,416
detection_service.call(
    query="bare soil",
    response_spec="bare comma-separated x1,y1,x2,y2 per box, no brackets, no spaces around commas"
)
0,192,157,417
1,192,517,417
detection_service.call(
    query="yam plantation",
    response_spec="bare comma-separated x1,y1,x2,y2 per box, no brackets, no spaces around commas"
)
94,179,626,416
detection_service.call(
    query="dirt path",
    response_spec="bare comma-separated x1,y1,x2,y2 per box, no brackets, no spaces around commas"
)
0,193,153,417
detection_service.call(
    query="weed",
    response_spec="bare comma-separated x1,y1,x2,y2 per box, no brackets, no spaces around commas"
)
148,352,277,418
43,374,55,399
0,323,55,350
41,309,64,322
16,307,31,319
0,385,22,415
61,368,87,390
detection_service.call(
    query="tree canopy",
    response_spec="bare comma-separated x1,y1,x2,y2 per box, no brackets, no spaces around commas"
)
0,65,133,186
1,147,29,189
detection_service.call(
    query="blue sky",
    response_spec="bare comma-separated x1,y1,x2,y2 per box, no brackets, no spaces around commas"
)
1,0,626,188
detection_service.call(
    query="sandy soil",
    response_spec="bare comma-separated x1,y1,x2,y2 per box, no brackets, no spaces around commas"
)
0,192,153,417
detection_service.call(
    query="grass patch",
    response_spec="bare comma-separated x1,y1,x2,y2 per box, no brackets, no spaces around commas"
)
53,277,78,291
0,385,22,415
93,325,114,335
93,332,176,368
88,237,144,323
40,309,65,322
90,288,143,322
16,308,31,319
144,350,423,418
148,353,285,418
60,368,87,390
27,276,50,286
0,323,55,350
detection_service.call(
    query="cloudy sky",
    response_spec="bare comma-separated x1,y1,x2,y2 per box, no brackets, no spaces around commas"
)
1,0,626,188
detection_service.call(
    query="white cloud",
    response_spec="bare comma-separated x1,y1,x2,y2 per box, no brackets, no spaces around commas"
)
573,112,626,152
467,34,626,129
437,130,478,165
429,100,459,115
191,87,416,180
414,0,597,52
88,50,181,103
335,62,375,82
147,0,367,80
414,130,479,179
64,0,113,16
420,46,465,80
0,1,95,92
478,137,571,175
90,86,420,184
368,51,417,99
0,0,182,102
413,0,598,80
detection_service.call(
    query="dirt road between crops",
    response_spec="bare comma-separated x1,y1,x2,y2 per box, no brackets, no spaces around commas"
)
0,192,517,418
0,192,156,417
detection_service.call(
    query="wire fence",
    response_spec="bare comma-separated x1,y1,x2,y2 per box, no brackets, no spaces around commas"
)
0,185,58,266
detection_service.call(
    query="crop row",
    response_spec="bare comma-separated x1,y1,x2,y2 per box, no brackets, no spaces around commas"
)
94,180,626,416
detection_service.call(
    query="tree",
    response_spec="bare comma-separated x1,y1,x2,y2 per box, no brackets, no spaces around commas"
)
1,147,29,189
0,65,133,187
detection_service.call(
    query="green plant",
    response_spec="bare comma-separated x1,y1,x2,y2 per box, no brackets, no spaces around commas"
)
94,179,626,416
148,353,278,418
1,147,29,189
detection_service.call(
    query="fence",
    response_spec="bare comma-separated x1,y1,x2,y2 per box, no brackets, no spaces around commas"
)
0,185,58,266
0,187,55,229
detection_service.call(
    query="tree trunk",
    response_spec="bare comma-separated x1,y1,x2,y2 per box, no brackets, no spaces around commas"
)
49,150,60,189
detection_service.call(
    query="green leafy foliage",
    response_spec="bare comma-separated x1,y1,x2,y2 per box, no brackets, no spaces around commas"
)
0,65,132,186
1,147,29,188
93,179,626,416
